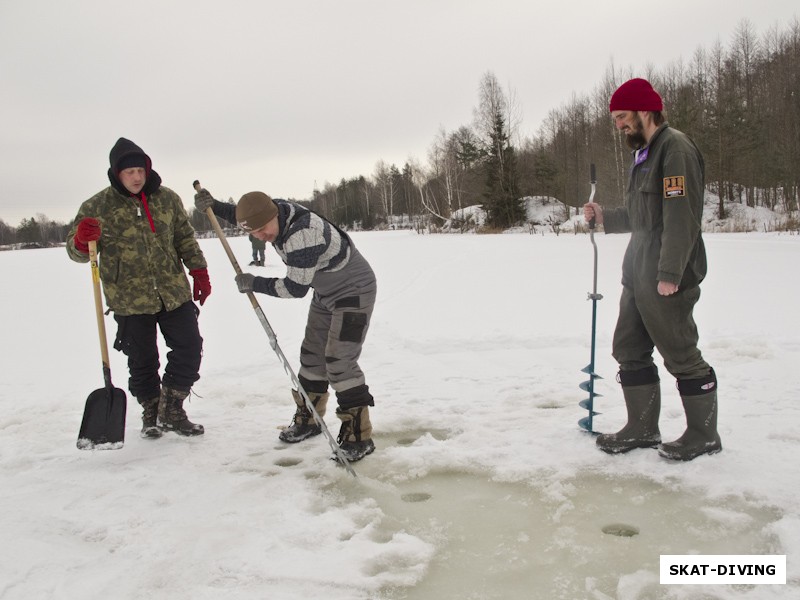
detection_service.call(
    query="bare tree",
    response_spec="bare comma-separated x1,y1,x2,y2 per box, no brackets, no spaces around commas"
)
373,159,394,220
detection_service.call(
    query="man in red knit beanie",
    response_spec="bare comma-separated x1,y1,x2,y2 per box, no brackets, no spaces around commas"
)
67,138,211,439
583,79,721,462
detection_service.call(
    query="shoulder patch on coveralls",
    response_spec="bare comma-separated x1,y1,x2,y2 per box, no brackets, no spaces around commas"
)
663,176,686,198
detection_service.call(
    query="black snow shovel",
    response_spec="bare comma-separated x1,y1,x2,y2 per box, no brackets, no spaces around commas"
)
77,239,127,449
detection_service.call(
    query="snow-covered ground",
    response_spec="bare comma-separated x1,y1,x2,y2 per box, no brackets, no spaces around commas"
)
1,224,799,599
446,193,798,236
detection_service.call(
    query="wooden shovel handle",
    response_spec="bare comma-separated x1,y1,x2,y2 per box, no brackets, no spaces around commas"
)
88,240,112,371
193,180,259,310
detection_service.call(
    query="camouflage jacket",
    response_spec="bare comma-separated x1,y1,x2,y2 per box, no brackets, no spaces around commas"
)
67,186,206,316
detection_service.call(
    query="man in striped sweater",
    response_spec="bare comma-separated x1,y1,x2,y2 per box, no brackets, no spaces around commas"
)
195,189,378,462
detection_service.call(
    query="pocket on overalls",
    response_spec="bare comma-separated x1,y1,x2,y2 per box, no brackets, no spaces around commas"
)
340,312,368,343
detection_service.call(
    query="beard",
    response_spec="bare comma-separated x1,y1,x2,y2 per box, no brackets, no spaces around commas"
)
623,114,647,149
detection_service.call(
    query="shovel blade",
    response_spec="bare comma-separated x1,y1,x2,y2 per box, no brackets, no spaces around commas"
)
77,386,127,449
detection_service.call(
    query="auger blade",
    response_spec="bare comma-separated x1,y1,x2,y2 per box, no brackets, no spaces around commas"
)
579,399,603,411
578,415,599,432
581,365,603,378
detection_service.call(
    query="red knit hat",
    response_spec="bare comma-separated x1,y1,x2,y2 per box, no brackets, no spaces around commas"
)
609,78,663,112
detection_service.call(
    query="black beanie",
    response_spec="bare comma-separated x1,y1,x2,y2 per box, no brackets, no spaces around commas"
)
107,138,161,195
117,154,148,172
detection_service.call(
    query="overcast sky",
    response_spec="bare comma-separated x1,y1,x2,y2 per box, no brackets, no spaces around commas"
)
1,0,797,226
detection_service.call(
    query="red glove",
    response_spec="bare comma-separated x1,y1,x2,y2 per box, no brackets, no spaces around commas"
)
74,217,101,253
189,268,211,306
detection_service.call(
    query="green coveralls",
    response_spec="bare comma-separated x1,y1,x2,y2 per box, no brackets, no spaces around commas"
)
603,123,711,380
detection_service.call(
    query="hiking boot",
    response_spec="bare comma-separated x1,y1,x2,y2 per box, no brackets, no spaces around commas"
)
597,366,661,454
659,370,722,461
336,439,376,462
137,395,163,439
333,406,375,462
279,390,328,443
157,386,204,436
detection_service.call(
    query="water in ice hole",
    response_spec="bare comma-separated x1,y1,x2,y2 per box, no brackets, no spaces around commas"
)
276,430,783,599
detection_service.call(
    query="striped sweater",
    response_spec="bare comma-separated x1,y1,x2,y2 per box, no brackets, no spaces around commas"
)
212,198,350,298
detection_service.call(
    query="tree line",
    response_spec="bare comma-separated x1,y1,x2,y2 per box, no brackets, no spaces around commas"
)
3,18,797,247
304,18,799,231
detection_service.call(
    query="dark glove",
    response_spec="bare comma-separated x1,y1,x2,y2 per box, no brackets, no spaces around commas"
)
235,272,255,294
189,268,212,305
74,217,101,253
194,189,216,212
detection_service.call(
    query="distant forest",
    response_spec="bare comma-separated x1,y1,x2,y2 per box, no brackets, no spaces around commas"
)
3,18,798,247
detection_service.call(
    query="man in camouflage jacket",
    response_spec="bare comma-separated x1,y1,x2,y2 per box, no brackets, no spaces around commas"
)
67,137,211,438
583,78,722,461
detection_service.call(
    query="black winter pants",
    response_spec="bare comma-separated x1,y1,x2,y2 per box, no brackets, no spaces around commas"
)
113,301,203,399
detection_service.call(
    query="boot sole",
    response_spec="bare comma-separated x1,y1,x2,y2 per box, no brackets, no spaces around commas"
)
597,438,661,454
279,428,322,443
158,424,205,436
658,443,722,461
332,441,376,463
140,427,163,439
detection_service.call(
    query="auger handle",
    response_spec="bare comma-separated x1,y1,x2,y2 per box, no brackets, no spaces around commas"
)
588,163,597,229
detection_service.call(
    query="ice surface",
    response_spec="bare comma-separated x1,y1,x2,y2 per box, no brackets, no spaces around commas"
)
1,227,798,599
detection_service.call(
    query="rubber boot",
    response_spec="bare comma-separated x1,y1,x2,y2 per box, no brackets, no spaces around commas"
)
659,370,722,461
279,390,329,443
157,386,204,436
137,395,163,439
597,366,661,454
334,406,375,462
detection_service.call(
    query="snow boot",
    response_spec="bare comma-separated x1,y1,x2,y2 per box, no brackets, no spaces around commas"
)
137,395,163,439
597,366,661,454
278,389,329,443
157,386,204,436
659,370,722,461
248,260,257,266
334,406,375,462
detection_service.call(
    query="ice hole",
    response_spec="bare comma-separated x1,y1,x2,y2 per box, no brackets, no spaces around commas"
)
601,523,640,537
401,492,432,503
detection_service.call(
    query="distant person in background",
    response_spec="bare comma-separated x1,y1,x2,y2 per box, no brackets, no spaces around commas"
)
194,187,378,462
249,233,266,266
583,78,721,461
67,137,211,439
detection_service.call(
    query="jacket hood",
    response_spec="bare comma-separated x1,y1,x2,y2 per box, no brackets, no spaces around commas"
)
107,137,162,196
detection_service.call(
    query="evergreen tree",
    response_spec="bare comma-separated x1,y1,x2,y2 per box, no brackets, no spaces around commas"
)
483,112,524,228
